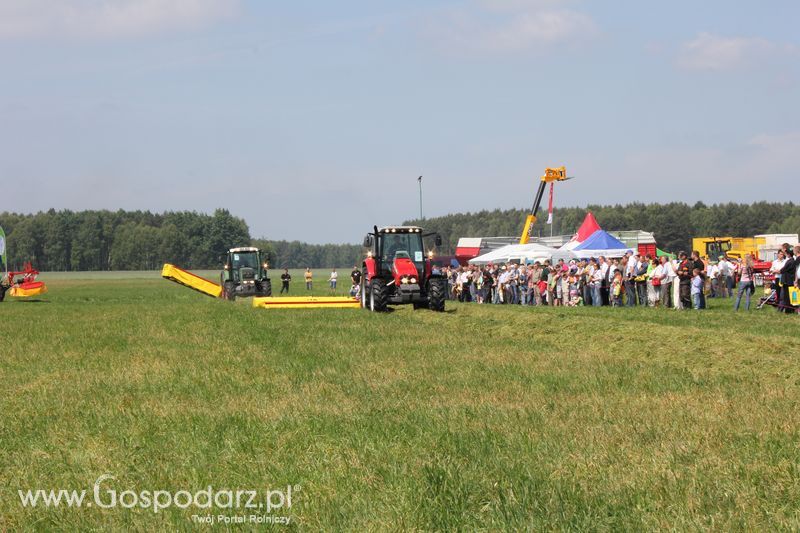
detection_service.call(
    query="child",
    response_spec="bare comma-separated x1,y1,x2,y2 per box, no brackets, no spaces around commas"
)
552,271,562,307
567,275,581,307
691,268,704,310
538,279,548,305
328,268,338,293
611,271,623,307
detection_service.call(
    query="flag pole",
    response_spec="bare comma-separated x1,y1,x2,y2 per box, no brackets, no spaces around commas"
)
418,175,423,220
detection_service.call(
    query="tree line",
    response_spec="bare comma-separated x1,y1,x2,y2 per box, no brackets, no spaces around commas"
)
252,239,363,270
405,202,800,254
0,209,363,271
0,209,250,271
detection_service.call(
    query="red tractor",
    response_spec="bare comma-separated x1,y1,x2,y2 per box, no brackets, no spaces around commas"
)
360,225,446,312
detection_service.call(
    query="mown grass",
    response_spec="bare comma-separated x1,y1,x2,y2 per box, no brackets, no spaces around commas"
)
0,273,798,531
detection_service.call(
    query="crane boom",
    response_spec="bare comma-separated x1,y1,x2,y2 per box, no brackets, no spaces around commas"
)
519,166,570,244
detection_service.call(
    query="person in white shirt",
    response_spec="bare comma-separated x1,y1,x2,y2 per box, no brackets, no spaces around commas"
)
671,258,682,309
459,268,473,302
607,258,619,283
328,268,338,292
589,258,605,307
658,256,676,308
624,253,638,306
717,255,734,298
597,256,609,305
770,253,786,279
649,259,663,306
795,245,800,286
707,262,720,297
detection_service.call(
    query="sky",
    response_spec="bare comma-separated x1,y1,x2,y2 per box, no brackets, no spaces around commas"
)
1,0,798,243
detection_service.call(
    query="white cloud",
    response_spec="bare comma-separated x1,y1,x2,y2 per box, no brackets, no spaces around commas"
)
427,1,597,55
676,32,797,71
0,0,240,40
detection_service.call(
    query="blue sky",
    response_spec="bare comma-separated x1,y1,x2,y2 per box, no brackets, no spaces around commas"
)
1,0,798,243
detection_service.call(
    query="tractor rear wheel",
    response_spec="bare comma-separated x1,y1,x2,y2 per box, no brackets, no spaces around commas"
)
369,279,387,312
428,278,445,312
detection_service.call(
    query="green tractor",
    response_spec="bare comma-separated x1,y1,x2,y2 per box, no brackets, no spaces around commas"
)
220,247,272,301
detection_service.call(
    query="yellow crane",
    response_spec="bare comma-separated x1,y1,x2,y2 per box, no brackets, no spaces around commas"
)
519,166,571,244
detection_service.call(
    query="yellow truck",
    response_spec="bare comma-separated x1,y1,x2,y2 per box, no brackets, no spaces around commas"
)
692,234,799,262
692,236,761,261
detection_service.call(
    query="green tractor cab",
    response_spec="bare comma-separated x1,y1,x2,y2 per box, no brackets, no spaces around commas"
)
221,247,272,300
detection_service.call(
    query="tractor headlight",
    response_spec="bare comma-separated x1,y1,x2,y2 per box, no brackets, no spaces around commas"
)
401,276,409,284
428,250,434,259
224,264,230,270
410,277,417,284
263,263,269,269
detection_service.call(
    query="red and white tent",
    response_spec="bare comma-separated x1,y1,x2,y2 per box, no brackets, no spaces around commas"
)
560,212,601,251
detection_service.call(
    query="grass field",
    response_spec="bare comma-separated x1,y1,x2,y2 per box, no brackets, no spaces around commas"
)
1,272,799,530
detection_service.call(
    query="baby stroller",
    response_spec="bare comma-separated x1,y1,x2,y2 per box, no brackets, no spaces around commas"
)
757,282,799,312
757,285,779,310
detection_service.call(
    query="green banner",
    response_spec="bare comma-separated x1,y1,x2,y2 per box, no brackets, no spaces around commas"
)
0,225,6,273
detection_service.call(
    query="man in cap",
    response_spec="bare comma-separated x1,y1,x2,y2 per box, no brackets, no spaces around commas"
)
676,251,692,309
717,254,735,298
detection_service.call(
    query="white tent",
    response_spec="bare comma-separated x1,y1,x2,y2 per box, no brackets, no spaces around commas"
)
549,249,579,263
468,243,556,265
573,248,632,259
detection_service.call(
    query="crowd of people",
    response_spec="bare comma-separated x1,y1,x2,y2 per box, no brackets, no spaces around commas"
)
441,243,800,313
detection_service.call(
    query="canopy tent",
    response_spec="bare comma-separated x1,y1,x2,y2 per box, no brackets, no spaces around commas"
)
656,248,675,259
572,230,633,259
557,212,602,252
468,243,556,265
559,240,581,251
571,212,602,243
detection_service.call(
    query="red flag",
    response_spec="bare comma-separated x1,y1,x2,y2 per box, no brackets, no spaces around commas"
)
546,182,554,224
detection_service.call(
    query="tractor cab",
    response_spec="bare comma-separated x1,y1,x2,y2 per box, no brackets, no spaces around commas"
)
221,247,272,300
705,239,733,262
361,226,446,312
377,228,427,278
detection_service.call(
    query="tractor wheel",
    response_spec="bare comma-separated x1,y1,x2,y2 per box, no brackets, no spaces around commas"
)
369,279,387,312
261,279,272,297
428,278,446,312
360,275,367,309
223,282,236,301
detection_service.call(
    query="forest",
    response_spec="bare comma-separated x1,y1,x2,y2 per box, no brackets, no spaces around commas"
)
2,202,799,270
0,209,363,271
